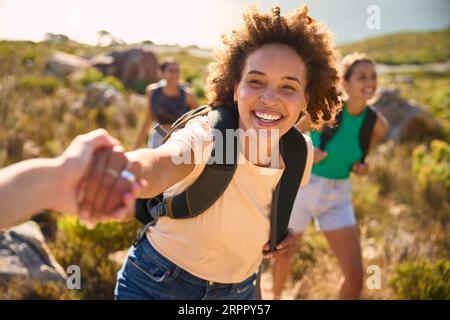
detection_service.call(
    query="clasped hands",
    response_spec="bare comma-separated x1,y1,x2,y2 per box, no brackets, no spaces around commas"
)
74,138,145,225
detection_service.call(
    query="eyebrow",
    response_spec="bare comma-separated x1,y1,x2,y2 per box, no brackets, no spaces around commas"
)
247,70,302,86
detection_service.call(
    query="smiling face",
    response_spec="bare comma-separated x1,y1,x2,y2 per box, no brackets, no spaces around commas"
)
233,43,308,137
343,61,377,103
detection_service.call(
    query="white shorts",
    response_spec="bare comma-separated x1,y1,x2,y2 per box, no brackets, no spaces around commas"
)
288,174,356,233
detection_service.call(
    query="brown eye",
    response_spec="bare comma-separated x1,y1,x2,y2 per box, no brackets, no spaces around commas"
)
281,85,296,93
247,79,264,88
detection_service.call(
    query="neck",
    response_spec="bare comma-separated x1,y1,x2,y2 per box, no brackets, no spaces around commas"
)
163,82,179,95
238,120,280,168
345,97,366,116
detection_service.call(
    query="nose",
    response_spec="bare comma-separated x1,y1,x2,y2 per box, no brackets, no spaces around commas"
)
260,87,279,105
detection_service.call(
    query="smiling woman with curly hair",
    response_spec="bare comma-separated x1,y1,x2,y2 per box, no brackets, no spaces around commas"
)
108,4,342,300
207,4,341,125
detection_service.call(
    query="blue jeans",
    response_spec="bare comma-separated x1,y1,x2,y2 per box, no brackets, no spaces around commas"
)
114,236,257,300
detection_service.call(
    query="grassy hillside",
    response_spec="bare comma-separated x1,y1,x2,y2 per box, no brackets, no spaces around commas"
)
339,27,450,65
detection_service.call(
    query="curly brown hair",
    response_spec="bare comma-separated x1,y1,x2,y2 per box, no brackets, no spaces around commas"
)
206,5,341,125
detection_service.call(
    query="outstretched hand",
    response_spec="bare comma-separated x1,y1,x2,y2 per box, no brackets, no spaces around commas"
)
76,146,145,225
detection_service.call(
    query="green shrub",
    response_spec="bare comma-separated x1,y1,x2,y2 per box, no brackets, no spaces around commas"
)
78,67,103,87
291,241,317,282
17,76,61,94
49,216,141,299
413,140,450,189
130,79,150,94
390,260,450,299
102,75,125,93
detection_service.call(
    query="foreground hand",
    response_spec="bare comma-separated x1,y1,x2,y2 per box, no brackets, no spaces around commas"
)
53,129,121,215
77,147,145,224
352,162,369,176
262,229,299,259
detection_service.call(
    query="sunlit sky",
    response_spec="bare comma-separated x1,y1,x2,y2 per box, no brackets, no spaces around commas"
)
0,0,449,48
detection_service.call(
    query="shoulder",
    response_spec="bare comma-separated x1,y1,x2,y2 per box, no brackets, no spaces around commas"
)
181,85,197,101
168,115,213,149
180,85,194,94
145,82,162,96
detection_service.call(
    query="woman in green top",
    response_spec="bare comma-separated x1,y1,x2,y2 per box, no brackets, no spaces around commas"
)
272,53,389,299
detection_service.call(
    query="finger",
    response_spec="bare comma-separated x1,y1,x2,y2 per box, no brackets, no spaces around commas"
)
94,150,128,212
111,203,134,222
100,153,142,213
79,149,111,215
269,247,290,259
82,129,120,150
276,237,293,250
103,176,133,214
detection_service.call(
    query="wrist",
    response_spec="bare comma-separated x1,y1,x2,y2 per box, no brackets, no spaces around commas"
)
42,157,65,210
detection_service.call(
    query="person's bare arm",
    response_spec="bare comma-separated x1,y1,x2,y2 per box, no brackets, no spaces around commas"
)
369,112,389,150
0,129,123,229
133,86,154,149
352,112,389,176
185,87,199,110
126,141,196,199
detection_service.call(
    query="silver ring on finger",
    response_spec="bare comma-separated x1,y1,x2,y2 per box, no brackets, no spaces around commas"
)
120,169,136,183
106,167,119,178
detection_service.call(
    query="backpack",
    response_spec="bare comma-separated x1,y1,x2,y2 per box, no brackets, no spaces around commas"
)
319,105,377,164
135,105,308,251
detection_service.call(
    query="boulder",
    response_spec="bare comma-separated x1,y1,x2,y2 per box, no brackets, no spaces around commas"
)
83,83,125,109
45,51,90,78
0,221,66,284
373,89,442,142
91,47,159,87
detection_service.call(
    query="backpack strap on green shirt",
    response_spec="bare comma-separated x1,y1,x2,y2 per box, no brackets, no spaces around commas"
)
359,106,377,163
319,105,378,164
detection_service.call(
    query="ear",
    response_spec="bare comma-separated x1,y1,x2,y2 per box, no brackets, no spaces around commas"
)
233,83,238,102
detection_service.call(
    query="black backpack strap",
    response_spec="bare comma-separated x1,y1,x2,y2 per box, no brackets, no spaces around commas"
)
359,106,377,164
135,106,239,224
150,84,162,114
319,110,343,151
269,128,308,251
161,105,212,144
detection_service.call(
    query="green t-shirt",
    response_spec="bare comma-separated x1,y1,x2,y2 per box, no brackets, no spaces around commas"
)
310,105,368,179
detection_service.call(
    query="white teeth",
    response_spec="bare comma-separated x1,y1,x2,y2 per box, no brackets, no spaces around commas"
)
254,111,282,121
